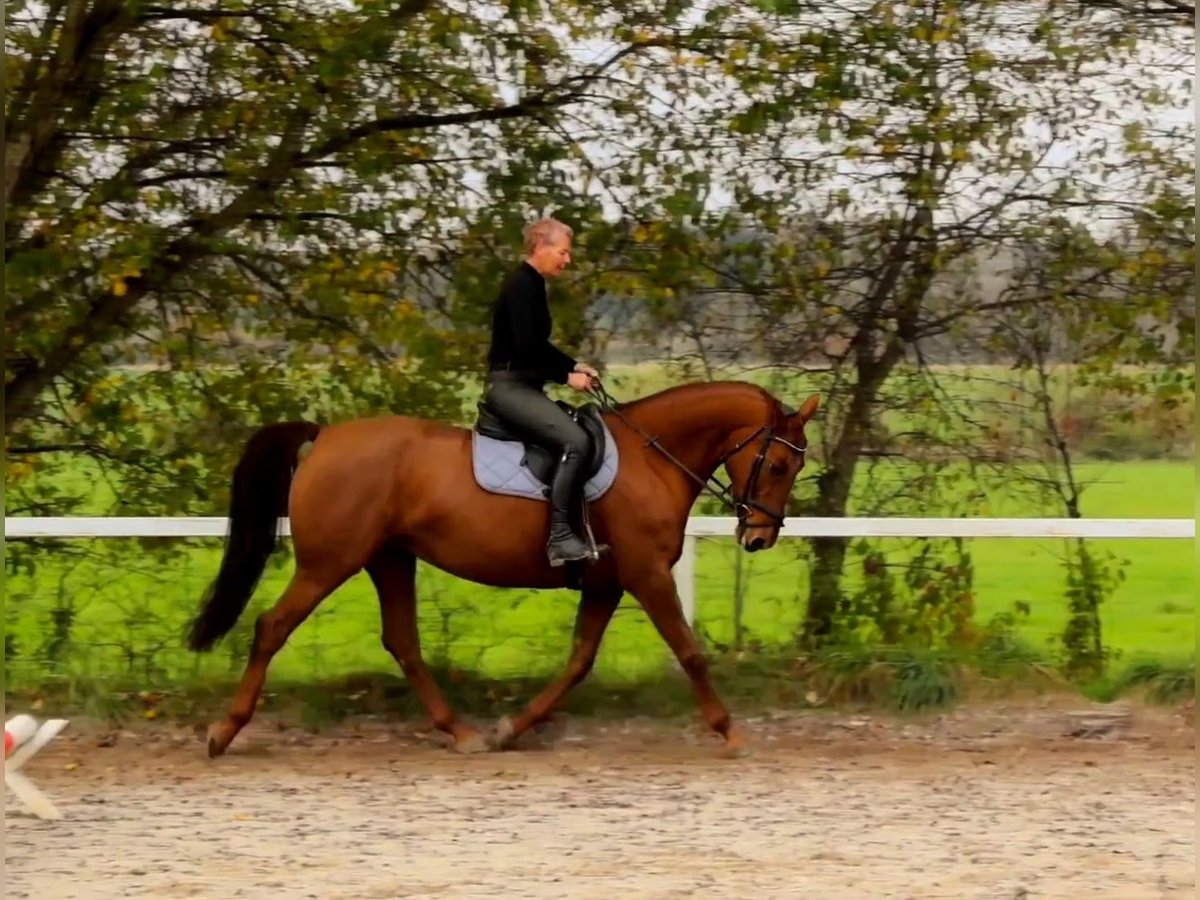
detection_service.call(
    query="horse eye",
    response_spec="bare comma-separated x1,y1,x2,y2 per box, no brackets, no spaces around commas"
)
770,461,786,476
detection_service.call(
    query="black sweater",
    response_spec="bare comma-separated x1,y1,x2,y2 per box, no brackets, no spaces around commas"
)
486,261,576,384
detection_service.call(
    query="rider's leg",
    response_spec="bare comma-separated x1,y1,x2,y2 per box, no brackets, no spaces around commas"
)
545,439,593,566
483,374,593,565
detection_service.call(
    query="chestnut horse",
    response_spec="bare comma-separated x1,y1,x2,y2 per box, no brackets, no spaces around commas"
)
187,380,819,758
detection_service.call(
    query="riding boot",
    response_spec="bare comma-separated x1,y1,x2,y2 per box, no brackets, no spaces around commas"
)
546,447,594,567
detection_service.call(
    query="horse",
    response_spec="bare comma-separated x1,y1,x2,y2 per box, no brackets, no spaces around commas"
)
187,379,820,758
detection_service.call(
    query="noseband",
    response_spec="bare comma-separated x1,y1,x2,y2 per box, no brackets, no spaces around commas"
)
590,382,807,529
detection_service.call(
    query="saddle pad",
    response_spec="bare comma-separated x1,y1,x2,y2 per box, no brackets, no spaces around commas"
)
471,420,619,503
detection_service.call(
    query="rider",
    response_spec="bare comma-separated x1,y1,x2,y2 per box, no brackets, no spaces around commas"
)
483,216,600,567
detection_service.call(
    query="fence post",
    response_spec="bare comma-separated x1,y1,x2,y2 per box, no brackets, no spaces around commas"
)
673,533,698,627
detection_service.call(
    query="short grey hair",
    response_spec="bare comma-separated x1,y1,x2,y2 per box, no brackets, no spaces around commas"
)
523,217,573,255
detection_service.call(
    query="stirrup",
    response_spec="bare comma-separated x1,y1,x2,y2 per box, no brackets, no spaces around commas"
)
579,503,609,561
547,534,594,567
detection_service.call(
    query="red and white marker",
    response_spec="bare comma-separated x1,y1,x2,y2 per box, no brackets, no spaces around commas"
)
5,714,70,820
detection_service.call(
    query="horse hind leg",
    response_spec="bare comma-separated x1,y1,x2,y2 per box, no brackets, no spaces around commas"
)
206,568,344,758
366,549,489,754
490,582,623,750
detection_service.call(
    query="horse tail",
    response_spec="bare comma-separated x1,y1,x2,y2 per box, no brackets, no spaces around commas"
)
187,421,322,652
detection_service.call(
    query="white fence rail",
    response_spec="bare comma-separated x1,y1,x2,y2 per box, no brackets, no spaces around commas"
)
6,516,1193,625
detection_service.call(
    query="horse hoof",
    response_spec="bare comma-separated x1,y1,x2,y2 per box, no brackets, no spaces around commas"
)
452,729,491,755
720,743,752,760
720,729,751,759
531,716,566,746
205,724,229,759
488,716,515,751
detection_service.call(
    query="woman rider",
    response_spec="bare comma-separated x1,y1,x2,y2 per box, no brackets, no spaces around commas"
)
482,217,600,567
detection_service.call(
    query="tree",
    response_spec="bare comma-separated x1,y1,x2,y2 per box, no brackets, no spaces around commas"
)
4,0,723,515
1074,0,1194,25
970,206,1193,674
623,0,1192,639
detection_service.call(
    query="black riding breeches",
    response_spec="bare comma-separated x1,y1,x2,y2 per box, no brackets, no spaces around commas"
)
483,373,589,458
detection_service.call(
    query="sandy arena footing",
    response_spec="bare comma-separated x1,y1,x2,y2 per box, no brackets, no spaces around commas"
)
5,699,1194,899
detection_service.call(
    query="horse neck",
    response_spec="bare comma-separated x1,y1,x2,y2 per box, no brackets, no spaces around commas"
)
622,384,772,495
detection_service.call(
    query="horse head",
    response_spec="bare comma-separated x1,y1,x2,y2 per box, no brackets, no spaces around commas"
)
723,392,819,552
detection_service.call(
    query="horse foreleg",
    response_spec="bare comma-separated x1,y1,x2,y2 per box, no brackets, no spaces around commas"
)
207,569,339,758
628,568,747,758
490,584,623,750
367,550,489,754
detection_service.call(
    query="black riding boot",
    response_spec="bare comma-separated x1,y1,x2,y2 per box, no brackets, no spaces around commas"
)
546,447,593,567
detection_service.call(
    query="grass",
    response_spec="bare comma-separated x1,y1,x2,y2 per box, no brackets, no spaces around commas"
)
5,363,1194,719
692,459,1194,661
0,640,1105,729
5,460,1192,695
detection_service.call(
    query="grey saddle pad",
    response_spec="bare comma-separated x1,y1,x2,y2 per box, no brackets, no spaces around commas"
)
470,422,620,502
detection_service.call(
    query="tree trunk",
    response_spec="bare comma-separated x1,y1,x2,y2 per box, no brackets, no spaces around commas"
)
802,358,894,638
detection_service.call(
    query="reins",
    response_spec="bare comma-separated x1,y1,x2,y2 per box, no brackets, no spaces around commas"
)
588,379,806,526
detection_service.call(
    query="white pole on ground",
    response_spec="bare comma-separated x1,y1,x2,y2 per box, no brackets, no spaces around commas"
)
5,716,70,820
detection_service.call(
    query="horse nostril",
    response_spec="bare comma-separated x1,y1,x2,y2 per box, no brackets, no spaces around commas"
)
747,536,766,552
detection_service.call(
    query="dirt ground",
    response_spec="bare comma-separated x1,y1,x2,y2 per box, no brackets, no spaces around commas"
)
4,698,1194,900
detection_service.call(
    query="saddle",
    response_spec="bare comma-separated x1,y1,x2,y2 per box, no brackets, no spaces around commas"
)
473,398,609,492
472,397,611,583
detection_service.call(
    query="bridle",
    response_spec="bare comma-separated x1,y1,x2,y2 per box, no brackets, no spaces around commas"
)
590,380,808,529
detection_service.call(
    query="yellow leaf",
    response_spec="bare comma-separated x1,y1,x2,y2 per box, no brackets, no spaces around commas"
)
8,461,34,482
112,278,128,297
143,709,160,720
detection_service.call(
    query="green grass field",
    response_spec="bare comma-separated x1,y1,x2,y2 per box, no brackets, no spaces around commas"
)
5,363,1194,701
6,460,1192,695
694,460,1194,657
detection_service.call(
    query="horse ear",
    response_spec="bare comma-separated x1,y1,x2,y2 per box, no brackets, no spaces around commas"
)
790,394,819,424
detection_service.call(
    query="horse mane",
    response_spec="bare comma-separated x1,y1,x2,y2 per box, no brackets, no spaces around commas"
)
603,379,783,419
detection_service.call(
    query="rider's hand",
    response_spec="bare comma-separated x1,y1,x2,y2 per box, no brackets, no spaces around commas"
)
573,362,599,378
567,371,594,392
